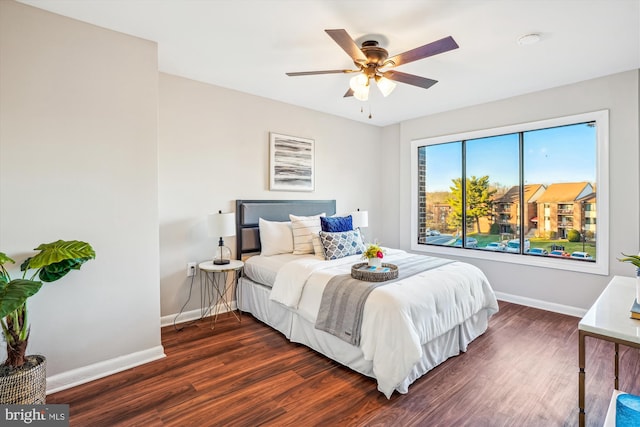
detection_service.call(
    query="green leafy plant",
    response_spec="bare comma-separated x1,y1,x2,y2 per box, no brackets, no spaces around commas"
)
363,243,385,260
0,240,95,369
618,253,640,269
567,229,582,242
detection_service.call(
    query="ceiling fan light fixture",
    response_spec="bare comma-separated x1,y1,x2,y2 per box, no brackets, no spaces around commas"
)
350,73,370,101
375,76,396,97
352,85,370,101
286,29,459,102
349,73,369,91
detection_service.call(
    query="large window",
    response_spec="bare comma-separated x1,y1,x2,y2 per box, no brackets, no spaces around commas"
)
411,111,609,275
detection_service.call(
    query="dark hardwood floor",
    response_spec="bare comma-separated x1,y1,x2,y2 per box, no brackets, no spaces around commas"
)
48,301,640,426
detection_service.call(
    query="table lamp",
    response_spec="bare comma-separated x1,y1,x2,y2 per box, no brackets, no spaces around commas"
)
208,210,236,265
351,208,369,241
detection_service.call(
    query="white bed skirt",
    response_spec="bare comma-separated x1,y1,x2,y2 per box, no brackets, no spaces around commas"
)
238,276,491,396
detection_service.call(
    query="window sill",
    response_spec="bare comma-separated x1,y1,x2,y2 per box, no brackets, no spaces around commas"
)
410,243,609,276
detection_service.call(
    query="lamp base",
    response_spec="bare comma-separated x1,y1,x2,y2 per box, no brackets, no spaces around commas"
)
213,259,230,265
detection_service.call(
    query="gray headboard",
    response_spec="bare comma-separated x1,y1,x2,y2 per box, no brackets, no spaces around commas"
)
235,199,336,259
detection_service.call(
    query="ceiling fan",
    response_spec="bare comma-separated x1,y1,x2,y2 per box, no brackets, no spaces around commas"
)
286,29,459,101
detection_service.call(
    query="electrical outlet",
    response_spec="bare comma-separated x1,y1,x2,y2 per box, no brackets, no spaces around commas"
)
187,262,197,277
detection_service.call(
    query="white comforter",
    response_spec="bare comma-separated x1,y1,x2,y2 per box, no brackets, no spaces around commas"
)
269,248,499,398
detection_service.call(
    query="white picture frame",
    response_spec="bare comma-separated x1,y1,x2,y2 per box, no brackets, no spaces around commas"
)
269,132,314,191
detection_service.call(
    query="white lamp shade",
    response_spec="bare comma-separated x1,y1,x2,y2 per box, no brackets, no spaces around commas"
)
208,212,236,238
353,86,369,101
350,74,370,101
351,210,369,228
349,73,368,91
376,76,397,97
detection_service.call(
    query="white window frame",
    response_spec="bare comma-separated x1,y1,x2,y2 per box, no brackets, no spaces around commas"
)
410,110,609,275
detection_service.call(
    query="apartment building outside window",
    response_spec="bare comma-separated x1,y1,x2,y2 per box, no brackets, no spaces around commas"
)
411,110,609,275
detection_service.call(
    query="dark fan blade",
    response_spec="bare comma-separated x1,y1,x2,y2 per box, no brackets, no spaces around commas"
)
325,29,367,62
343,88,354,97
286,69,357,76
387,36,458,67
383,70,438,89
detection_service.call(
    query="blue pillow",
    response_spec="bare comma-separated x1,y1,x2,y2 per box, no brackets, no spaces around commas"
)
319,229,365,260
320,215,353,232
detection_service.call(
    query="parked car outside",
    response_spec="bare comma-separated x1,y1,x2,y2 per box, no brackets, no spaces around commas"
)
527,248,549,256
570,251,593,260
505,239,530,253
549,250,570,257
453,237,478,248
484,242,505,251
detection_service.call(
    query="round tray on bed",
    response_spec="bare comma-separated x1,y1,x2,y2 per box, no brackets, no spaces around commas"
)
351,263,399,282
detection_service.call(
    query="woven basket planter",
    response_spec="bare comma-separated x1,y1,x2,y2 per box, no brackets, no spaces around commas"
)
351,263,398,282
0,355,46,404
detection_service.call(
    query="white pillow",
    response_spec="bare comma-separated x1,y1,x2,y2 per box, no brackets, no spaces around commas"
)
289,213,325,255
311,234,325,259
259,218,293,256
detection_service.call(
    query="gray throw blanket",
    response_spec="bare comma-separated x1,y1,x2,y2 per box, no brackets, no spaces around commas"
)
315,255,454,346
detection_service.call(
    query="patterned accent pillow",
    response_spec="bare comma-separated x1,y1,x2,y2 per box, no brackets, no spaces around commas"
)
289,213,325,255
319,229,365,260
320,215,353,232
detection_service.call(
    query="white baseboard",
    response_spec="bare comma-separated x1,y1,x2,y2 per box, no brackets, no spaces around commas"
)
160,301,238,328
46,345,166,395
161,307,201,328
495,291,586,318
47,300,239,394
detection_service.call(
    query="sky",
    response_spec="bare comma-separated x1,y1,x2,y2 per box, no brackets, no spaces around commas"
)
424,122,597,192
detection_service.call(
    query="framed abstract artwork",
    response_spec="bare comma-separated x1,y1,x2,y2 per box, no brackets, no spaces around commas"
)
269,132,314,191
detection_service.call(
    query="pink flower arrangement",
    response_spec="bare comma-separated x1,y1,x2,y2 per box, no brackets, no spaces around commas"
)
363,243,385,260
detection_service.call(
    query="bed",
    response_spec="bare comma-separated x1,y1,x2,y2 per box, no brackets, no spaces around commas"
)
235,199,499,398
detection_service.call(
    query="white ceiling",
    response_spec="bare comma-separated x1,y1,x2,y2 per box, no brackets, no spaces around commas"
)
18,0,640,127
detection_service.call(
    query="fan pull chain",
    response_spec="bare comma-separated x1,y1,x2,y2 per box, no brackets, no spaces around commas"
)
358,104,372,119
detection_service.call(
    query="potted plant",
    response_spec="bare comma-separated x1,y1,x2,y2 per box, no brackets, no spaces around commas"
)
619,253,640,270
363,243,385,268
0,240,95,404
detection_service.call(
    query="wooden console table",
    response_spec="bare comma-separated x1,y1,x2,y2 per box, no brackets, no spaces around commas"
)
578,275,640,426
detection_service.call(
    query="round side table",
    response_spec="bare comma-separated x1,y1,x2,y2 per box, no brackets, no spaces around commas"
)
198,259,244,329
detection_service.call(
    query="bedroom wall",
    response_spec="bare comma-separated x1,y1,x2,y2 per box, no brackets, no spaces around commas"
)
0,0,164,391
395,70,640,311
379,124,401,249
158,73,384,319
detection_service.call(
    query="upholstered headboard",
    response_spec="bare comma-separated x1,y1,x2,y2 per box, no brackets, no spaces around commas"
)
235,199,336,259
